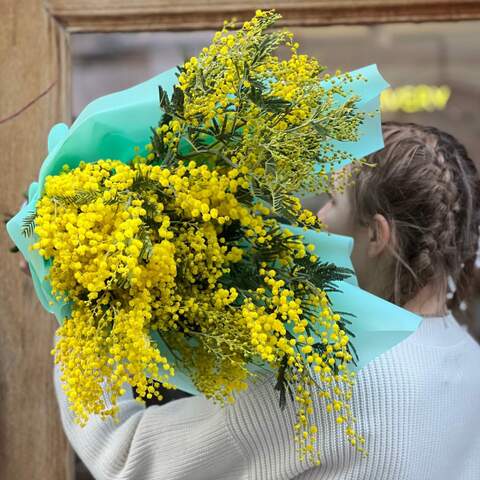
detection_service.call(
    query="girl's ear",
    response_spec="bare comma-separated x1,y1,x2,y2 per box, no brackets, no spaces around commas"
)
367,213,391,258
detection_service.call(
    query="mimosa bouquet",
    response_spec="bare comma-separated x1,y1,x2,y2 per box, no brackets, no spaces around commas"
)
6,10,421,465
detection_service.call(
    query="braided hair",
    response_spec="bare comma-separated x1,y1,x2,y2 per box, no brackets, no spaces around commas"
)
350,121,480,309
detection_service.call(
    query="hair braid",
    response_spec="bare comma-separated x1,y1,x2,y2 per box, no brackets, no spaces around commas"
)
432,128,480,309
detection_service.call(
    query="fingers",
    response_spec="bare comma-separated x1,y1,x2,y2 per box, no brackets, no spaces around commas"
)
19,258,30,275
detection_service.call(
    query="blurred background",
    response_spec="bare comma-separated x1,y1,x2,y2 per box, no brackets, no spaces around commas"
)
71,21,480,478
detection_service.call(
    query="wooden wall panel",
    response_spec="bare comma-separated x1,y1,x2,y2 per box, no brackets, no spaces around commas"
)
0,1,74,479
46,0,480,32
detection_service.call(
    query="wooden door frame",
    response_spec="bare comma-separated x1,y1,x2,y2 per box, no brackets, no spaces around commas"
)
47,1,480,32
1,1,479,479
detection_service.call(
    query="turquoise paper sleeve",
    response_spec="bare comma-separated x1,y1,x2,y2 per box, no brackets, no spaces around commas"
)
281,227,421,373
320,64,390,170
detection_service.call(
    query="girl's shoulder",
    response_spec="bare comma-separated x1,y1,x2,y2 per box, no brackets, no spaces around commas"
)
406,311,479,348
355,311,480,393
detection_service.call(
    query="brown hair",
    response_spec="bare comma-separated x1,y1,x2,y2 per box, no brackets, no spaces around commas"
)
350,121,480,308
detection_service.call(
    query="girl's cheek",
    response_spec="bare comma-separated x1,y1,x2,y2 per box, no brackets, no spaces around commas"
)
317,203,343,235
316,201,332,224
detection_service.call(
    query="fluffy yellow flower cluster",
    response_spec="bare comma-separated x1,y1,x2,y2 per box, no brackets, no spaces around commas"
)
27,8,373,465
31,156,364,463
159,8,366,205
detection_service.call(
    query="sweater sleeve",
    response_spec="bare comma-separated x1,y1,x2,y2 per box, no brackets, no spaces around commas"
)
52,335,248,480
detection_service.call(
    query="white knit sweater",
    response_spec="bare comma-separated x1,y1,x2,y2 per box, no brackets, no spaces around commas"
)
53,312,480,479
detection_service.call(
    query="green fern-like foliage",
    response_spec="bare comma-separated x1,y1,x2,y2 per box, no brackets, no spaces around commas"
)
21,211,37,238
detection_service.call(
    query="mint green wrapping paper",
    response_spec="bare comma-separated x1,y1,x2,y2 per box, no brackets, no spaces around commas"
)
6,63,421,395
321,64,390,170
285,227,421,373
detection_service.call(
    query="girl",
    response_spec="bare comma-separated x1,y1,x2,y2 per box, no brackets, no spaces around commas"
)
52,121,480,479
317,121,480,318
